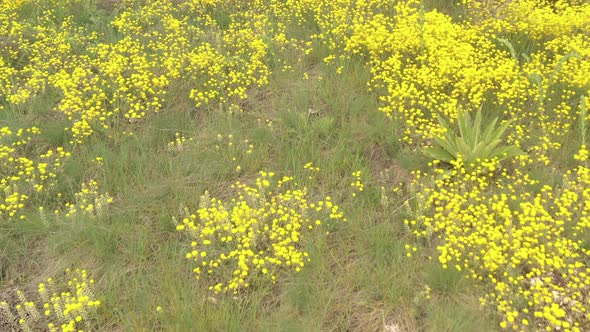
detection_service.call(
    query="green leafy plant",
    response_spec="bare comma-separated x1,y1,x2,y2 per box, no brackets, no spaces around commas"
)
422,107,523,169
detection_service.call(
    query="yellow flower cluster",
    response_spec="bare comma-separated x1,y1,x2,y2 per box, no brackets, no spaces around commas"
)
0,0,29,11
574,144,589,162
106,0,271,114
405,155,590,331
0,57,16,111
1,0,272,144
0,268,101,332
0,126,71,221
465,0,590,40
92,37,169,123
7,11,98,109
350,170,364,197
303,162,320,180
175,171,345,295
324,0,588,163
2,0,585,148
63,180,113,219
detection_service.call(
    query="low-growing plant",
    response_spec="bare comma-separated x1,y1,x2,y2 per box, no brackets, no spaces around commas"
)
174,171,346,295
404,156,590,331
0,268,101,332
63,179,113,219
422,106,523,170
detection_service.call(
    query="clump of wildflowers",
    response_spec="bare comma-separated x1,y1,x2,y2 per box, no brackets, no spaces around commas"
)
175,171,346,295
350,170,364,197
574,144,589,162
63,180,113,219
405,158,590,330
303,162,320,180
0,268,101,332
0,126,71,221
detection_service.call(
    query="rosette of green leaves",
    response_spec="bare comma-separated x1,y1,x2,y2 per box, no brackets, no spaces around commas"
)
422,107,523,169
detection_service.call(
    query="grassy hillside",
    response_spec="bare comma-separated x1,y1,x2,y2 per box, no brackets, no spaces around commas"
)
1,0,590,331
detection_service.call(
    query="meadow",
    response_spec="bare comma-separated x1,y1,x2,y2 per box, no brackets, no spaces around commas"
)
1,0,590,331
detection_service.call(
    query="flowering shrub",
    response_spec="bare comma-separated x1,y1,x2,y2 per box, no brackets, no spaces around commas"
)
0,268,101,332
1,0,272,144
405,154,590,331
175,171,346,294
62,180,113,220
340,0,589,165
0,126,71,221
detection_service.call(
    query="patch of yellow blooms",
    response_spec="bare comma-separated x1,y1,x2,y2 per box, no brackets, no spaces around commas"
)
343,0,590,155
0,268,100,332
0,126,70,221
405,152,590,331
351,170,364,197
175,171,346,294
63,180,113,219
1,0,271,144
